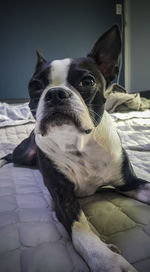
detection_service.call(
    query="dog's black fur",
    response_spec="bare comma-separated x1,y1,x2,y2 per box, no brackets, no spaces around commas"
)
37,146,80,235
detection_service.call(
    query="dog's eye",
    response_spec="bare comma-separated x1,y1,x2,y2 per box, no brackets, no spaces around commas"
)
28,79,44,99
79,76,95,87
29,79,44,90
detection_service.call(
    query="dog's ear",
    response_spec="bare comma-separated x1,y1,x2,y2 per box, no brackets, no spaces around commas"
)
88,25,121,85
28,51,47,117
34,50,47,74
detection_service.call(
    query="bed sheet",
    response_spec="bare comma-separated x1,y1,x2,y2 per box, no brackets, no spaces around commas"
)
0,110,150,272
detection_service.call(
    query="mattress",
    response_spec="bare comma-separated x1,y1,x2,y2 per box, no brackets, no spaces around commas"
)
0,108,150,272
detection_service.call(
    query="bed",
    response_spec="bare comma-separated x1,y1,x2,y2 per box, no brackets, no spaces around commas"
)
0,102,150,272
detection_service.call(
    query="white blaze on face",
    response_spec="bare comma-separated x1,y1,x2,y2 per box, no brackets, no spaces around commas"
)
35,58,72,131
50,58,72,87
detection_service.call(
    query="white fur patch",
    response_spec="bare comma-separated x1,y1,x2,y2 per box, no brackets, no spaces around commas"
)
35,111,123,197
50,58,71,86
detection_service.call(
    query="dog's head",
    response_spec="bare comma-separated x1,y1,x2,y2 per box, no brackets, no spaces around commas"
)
29,25,121,136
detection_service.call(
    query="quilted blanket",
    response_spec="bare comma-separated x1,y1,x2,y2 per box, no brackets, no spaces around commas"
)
0,108,150,272
0,102,34,127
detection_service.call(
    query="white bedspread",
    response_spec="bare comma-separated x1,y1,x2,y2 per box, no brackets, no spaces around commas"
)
0,102,34,127
111,110,150,181
0,107,150,272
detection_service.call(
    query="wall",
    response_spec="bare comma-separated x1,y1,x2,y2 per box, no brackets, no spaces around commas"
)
125,0,150,93
0,0,123,100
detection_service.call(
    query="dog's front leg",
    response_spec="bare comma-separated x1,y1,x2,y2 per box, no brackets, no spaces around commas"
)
116,149,150,204
37,148,137,272
0,130,37,167
72,211,137,272
117,178,150,204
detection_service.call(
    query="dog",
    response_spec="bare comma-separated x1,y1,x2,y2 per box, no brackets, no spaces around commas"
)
1,25,150,272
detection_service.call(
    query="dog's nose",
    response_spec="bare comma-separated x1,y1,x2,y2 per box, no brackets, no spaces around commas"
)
45,88,71,104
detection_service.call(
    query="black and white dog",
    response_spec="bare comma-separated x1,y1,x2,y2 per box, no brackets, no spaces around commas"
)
2,26,150,271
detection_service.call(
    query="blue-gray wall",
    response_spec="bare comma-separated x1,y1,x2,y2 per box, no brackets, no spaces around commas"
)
0,0,123,100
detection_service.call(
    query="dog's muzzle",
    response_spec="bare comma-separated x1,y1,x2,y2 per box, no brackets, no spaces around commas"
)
35,86,94,136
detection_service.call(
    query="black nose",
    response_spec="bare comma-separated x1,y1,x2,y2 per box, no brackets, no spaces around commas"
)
45,88,71,104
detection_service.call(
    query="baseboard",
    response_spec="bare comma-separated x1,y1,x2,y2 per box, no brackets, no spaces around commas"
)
139,90,150,99
0,98,29,104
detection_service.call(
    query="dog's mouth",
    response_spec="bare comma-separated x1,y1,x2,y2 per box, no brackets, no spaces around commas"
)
39,108,92,136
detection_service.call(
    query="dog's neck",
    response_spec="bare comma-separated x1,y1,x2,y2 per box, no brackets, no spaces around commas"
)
35,110,121,158
35,123,92,155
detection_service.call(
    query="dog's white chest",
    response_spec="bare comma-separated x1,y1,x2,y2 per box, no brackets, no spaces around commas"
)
35,115,123,197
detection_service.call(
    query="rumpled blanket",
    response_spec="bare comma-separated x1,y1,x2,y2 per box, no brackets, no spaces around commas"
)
105,84,150,113
0,102,35,127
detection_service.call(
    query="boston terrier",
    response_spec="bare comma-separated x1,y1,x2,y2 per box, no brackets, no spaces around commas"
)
2,25,150,271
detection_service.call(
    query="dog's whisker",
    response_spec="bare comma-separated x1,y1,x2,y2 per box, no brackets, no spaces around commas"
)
88,108,101,126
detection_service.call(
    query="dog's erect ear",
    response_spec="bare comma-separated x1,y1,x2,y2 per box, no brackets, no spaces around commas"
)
28,51,47,117
34,50,47,74
88,25,121,85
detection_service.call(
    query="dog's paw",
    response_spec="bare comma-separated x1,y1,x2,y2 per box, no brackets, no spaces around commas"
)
89,251,137,272
112,253,137,272
124,182,150,204
0,159,7,168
